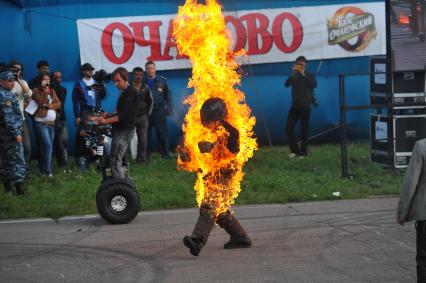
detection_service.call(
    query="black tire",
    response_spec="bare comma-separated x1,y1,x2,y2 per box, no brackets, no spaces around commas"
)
96,181,140,224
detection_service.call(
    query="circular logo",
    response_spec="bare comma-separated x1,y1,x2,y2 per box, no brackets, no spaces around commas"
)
328,6,377,52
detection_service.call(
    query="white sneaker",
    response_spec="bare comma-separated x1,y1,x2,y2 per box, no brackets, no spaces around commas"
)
288,153,296,158
48,174,53,177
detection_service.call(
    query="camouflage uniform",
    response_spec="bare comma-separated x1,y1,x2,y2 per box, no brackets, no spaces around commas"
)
0,71,26,193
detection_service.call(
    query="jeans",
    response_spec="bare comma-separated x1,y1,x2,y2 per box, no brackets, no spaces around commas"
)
417,221,426,282
34,122,55,175
110,129,134,179
286,106,311,156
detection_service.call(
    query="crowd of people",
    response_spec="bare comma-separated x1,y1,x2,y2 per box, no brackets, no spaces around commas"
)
0,59,173,195
0,56,316,196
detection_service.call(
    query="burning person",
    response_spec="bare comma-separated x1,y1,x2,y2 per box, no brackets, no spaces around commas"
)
179,97,252,256
174,0,258,257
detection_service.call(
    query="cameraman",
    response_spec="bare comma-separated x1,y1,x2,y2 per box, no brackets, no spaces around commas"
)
72,63,102,170
284,56,317,158
96,67,138,179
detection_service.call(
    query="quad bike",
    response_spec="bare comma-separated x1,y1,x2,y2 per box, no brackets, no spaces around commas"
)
83,112,140,224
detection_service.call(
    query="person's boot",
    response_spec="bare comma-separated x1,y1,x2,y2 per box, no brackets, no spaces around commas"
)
3,181,12,193
15,183,25,195
217,211,252,249
183,203,215,256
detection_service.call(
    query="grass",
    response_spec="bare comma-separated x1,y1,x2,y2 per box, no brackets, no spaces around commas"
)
0,143,404,220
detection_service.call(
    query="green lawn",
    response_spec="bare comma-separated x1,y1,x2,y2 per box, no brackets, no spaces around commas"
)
0,143,404,220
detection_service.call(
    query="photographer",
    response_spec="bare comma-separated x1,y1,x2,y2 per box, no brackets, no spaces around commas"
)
284,56,317,158
95,67,138,179
72,63,104,170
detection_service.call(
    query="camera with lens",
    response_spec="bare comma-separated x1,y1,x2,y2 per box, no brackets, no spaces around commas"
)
81,111,113,173
87,69,111,100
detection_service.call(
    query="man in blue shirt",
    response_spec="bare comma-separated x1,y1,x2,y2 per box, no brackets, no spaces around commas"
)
72,63,102,170
144,61,173,159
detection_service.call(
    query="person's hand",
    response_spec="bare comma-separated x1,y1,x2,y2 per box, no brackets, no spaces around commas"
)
198,141,214,153
75,117,81,127
397,216,405,226
16,135,22,143
96,117,106,125
178,146,191,162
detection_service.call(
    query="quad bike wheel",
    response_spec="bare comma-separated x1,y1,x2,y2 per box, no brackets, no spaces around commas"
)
96,178,140,224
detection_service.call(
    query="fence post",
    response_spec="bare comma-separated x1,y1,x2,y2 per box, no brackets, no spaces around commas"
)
339,74,348,177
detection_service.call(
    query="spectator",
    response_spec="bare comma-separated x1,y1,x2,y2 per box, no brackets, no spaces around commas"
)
0,70,26,195
131,67,153,165
52,70,68,167
144,61,173,159
284,55,317,158
32,72,61,177
29,60,50,89
7,61,32,170
95,67,138,179
397,138,426,282
72,63,102,170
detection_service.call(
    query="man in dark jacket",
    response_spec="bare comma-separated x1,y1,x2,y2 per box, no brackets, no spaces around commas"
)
52,70,68,167
131,67,153,165
144,61,173,159
96,67,138,179
285,55,317,158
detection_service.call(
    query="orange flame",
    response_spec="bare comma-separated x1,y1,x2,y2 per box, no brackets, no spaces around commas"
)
399,12,410,25
173,0,257,217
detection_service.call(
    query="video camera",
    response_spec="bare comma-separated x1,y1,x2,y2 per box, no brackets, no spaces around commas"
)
87,69,111,99
83,111,112,156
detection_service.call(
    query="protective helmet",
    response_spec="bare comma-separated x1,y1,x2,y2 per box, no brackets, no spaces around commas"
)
200,97,227,126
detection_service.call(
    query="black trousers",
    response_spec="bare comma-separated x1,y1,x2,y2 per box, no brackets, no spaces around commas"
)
135,114,149,163
286,106,311,155
417,221,426,282
148,111,170,158
54,122,68,167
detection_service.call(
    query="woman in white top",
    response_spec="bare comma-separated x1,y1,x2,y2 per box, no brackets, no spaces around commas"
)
32,73,61,177
8,61,32,168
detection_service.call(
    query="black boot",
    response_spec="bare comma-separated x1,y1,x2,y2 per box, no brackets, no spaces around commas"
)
183,235,203,256
15,183,25,195
217,211,252,249
3,181,12,193
183,203,215,256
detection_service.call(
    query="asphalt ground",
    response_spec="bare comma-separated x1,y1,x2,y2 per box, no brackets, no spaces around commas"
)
0,197,416,282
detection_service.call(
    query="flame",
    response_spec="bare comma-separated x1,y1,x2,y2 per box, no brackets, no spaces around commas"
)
399,12,410,25
173,0,257,217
